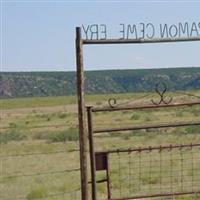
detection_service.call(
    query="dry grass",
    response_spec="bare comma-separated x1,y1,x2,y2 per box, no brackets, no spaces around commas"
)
0,91,200,200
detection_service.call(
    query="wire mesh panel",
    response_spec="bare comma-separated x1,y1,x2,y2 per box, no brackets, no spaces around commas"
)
0,150,81,200
107,144,200,199
87,93,200,200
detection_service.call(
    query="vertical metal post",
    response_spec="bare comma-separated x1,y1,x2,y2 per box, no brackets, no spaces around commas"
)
76,27,88,200
87,106,97,200
106,154,112,199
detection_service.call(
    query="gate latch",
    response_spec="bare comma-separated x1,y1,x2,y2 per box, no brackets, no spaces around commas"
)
95,152,108,171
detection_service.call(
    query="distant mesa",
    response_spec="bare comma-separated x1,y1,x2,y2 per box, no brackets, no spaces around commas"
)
0,67,200,98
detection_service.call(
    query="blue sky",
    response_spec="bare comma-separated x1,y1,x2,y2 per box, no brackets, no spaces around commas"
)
1,1,200,72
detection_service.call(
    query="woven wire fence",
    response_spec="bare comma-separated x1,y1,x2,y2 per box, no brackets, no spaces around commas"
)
106,144,200,199
0,148,81,200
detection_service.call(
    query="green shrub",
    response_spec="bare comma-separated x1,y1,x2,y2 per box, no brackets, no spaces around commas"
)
192,109,200,117
46,117,51,121
145,116,151,122
122,134,131,140
132,130,146,136
109,132,123,137
0,130,27,144
27,187,47,200
36,114,49,118
9,122,17,128
185,126,200,134
33,132,50,140
141,174,160,185
48,128,79,143
57,113,68,119
130,113,140,120
176,110,184,117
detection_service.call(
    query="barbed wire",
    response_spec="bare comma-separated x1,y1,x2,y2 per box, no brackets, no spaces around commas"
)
1,111,76,115
0,148,80,158
0,123,71,130
1,168,80,182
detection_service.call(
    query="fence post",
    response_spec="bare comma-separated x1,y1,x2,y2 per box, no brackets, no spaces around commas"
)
76,27,88,200
87,106,97,200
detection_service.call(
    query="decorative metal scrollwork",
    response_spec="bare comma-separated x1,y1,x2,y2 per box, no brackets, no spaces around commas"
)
107,82,173,108
151,82,173,105
108,98,117,108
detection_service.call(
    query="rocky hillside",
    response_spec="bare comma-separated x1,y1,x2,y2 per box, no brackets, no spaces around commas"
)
0,67,200,98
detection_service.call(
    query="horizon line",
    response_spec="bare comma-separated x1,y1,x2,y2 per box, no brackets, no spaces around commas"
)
1,66,200,73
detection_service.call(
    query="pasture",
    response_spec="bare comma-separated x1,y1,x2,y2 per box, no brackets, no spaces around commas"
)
0,91,200,200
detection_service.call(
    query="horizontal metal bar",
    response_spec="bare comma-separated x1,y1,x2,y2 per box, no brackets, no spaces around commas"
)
92,101,200,112
83,36,200,45
88,178,107,184
97,143,200,154
94,121,200,133
109,191,200,200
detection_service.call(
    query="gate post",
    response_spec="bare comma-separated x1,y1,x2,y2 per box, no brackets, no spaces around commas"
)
76,27,88,200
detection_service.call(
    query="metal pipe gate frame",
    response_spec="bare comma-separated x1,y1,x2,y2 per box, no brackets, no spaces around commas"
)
75,26,200,200
86,103,200,200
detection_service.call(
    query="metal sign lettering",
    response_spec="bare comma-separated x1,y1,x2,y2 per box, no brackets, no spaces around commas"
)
82,22,200,40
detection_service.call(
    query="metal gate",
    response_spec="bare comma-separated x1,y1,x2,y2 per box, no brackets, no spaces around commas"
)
75,26,200,200
86,89,200,200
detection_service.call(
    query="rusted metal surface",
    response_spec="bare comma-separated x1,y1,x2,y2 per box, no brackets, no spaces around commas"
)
108,82,173,108
82,36,200,45
97,143,200,154
151,82,172,105
87,100,200,199
92,101,200,112
98,84,200,110
106,154,112,199
108,98,117,108
94,121,200,134
76,26,200,200
95,152,111,199
95,152,108,171
110,191,200,200
76,27,88,200
103,143,200,199
87,106,97,200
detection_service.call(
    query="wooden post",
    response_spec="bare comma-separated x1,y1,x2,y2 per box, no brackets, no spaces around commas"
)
76,27,88,200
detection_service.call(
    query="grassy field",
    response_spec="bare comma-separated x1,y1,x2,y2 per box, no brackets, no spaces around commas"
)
0,91,200,200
